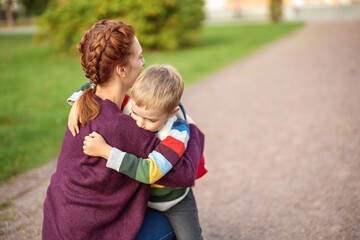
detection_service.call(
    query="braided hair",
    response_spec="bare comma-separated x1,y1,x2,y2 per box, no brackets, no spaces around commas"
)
76,20,135,126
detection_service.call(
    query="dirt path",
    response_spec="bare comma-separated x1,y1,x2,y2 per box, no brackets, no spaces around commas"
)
1,19,360,239
183,19,360,240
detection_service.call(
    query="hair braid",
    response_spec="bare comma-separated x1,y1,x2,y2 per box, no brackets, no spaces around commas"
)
77,20,105,79
87,26,116,85
76,20,135,126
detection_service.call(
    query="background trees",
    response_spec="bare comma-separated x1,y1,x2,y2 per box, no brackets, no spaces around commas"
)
3,0,15,26
35,0,205,51
19,0,50,16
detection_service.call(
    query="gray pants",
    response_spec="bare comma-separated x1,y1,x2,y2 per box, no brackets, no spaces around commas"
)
162,188,203,240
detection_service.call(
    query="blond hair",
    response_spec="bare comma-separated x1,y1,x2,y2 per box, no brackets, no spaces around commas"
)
131,64,184,114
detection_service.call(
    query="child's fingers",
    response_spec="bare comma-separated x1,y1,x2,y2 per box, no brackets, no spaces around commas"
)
68,109,80,137
70,118,78,133
68,119,76,137
89,131,100,137
74,124,79,135
83,144,87,153
84,137,93,146
69,101,80,136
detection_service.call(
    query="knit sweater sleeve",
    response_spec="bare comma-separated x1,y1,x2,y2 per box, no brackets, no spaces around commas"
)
66,81,90,105
106,117,190,184
155,123,204,187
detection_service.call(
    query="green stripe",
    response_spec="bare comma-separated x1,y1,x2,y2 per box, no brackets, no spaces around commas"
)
119,154,141,180
135,157,151,184
149,187,187,202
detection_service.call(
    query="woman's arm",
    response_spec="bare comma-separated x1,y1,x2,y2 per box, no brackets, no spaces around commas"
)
83,117,190,184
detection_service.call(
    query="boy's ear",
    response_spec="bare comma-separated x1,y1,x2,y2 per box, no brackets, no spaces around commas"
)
116,65,126,79
169,106,180,118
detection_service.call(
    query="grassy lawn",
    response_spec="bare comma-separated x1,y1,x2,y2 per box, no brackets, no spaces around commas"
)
0,22,302,182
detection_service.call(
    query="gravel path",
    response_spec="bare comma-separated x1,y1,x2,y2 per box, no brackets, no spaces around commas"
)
1,19,360,239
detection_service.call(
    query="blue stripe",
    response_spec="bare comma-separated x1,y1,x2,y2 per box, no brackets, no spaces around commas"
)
179,102,187,121
149,151,172,175
171,124,189,134
171,119,189,133
172,119,187,127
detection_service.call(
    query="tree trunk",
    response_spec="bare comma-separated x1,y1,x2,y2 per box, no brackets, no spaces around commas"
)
5,0,15,26
270,0,282,23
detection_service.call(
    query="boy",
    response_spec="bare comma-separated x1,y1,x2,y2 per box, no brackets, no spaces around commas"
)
70,64,207,239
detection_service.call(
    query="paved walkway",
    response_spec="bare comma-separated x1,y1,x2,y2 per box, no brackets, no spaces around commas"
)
0,26,36,35
1,19,360,239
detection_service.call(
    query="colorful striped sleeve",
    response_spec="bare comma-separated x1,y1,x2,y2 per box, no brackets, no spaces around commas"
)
106,117,190,184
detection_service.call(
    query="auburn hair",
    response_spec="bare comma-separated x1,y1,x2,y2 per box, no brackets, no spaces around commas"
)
77,20,135,126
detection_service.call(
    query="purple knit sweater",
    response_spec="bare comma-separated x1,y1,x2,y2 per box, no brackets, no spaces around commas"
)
42,95,204,240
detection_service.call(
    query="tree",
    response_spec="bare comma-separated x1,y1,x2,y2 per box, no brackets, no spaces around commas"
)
4,0,15,26
269,0,282,23
36,0,204,51
18,0,51,16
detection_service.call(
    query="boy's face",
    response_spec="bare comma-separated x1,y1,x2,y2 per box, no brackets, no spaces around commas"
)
130,99,170,132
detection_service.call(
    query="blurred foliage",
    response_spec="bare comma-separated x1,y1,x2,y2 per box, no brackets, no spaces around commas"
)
19,0,51,16
123,0,204,50
35,0,204,51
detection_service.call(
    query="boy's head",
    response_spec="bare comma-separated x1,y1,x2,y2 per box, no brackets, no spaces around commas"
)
130,64,184,132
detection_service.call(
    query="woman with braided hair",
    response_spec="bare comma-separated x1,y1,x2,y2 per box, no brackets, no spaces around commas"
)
42,20,204,240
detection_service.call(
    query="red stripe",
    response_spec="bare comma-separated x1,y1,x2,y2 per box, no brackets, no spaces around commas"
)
196,155,208,179
121,94,130,111
160,136,186,156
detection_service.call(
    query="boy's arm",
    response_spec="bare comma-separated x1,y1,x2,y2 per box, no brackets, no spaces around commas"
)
67,81,90,136
67,81,90,105
106,117,190,184
155,123,204,187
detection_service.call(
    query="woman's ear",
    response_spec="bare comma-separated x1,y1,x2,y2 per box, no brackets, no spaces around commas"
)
116,65,126,79
169,106,180,118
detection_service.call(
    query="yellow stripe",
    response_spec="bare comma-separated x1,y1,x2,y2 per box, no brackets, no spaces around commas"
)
148,157,164,184
151,184,165,188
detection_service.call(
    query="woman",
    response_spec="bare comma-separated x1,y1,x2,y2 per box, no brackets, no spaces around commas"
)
42,20,204,240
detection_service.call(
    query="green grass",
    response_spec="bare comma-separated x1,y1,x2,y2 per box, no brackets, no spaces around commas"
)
0,22,302,182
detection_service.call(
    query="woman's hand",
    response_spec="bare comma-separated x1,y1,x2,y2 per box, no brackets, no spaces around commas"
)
83,132,113,159
68,101,80,137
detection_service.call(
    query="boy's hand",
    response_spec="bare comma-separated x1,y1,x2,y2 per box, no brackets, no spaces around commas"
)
68,101,80,137
83,132,113,159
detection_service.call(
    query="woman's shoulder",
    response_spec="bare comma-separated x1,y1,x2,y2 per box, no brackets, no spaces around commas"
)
93,94,130,116
97,98,134,127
